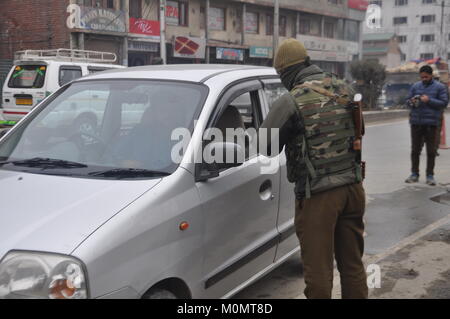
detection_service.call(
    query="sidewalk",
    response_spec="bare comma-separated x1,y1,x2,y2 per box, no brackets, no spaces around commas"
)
368,219,450,299
328,189,450,299
326,213,450,299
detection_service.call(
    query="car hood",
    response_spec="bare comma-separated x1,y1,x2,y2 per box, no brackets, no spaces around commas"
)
0,170,161,261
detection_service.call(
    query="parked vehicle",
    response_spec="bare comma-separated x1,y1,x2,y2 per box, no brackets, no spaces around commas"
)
0,65,298,299
385,59,450,108
1,49,124,122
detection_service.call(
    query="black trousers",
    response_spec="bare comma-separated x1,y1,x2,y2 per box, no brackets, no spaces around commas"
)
411,124,438,176
435,112,444,151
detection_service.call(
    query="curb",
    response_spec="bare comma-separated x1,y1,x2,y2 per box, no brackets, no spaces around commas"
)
363,110,409,124
363,108,450,124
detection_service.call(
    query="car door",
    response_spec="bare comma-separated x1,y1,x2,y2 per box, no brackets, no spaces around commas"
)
196,80,281,298
261,78,299,262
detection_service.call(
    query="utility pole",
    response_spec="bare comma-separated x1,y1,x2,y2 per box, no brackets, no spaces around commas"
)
241,3,246,46
206,0,210,64
273,0,279,54
359,21,363,60
440,0,445,59
160,0,167,64
122,0,128,66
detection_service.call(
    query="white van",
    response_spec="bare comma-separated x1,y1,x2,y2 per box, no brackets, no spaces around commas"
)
1,49,125,122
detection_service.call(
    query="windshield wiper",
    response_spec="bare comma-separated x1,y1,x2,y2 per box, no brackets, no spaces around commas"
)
87,168,170,179
0,157,88,169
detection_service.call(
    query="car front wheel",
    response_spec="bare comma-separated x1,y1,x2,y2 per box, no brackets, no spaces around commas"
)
142,288,177,299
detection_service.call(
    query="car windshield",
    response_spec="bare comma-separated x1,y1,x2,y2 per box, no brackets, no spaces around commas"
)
0,80,208,179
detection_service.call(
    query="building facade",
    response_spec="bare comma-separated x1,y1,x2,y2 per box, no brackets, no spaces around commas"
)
0,0,367,92
363,32,402,68
364,0,450,63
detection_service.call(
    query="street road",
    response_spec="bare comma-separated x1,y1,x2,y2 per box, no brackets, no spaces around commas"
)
234,116,450,299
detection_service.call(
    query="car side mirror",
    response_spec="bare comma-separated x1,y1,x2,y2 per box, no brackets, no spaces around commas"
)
195,142,245,182
196,163,220,182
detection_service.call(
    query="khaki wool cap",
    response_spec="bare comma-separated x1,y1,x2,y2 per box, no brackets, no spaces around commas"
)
273,38,308,73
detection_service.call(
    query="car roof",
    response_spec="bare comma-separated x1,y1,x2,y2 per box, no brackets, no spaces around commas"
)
75,64,277,84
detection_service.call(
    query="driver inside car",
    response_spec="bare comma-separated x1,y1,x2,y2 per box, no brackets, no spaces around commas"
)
110,103,178,171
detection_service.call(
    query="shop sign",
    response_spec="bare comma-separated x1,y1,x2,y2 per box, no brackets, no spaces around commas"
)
216,47,244,61
297,34,360,62
166,1,180,25
348,0,369,11
130,18,160,39
128,41,159,52
249,46,273,59
174,36,206,59
208,7,225,31
308,50,351,63
245,12,259,33
67,4,126,33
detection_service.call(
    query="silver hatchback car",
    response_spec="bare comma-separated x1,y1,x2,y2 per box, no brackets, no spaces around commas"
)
0,65,298,299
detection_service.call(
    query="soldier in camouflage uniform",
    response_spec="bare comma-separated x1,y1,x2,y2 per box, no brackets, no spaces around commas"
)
261,39,368,299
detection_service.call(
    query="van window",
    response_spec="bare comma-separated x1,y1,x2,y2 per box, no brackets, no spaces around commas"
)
8,65,47,88
40,88,109,130
59,66,83,86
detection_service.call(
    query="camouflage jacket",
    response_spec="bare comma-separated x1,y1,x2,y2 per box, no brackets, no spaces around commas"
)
261,65,361,200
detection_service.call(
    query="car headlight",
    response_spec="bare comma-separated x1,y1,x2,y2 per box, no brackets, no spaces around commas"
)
0,251,88,299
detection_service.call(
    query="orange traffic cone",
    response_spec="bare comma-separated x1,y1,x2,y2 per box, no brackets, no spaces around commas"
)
439,114,450,149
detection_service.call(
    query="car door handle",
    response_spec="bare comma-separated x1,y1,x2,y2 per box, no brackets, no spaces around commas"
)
259,180,274,201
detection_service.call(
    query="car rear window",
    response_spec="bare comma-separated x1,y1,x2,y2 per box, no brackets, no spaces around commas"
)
8,65,47,88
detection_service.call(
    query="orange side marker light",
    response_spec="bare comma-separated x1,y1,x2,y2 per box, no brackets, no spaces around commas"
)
179,222,189,231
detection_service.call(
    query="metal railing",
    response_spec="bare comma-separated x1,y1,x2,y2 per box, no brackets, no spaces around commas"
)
14,49,117,64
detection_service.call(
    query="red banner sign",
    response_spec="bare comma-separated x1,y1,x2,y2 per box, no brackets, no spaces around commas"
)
129,18,160,37
348,0,369,11
175,37,199,55
166,1,180,25
174,36,206,59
